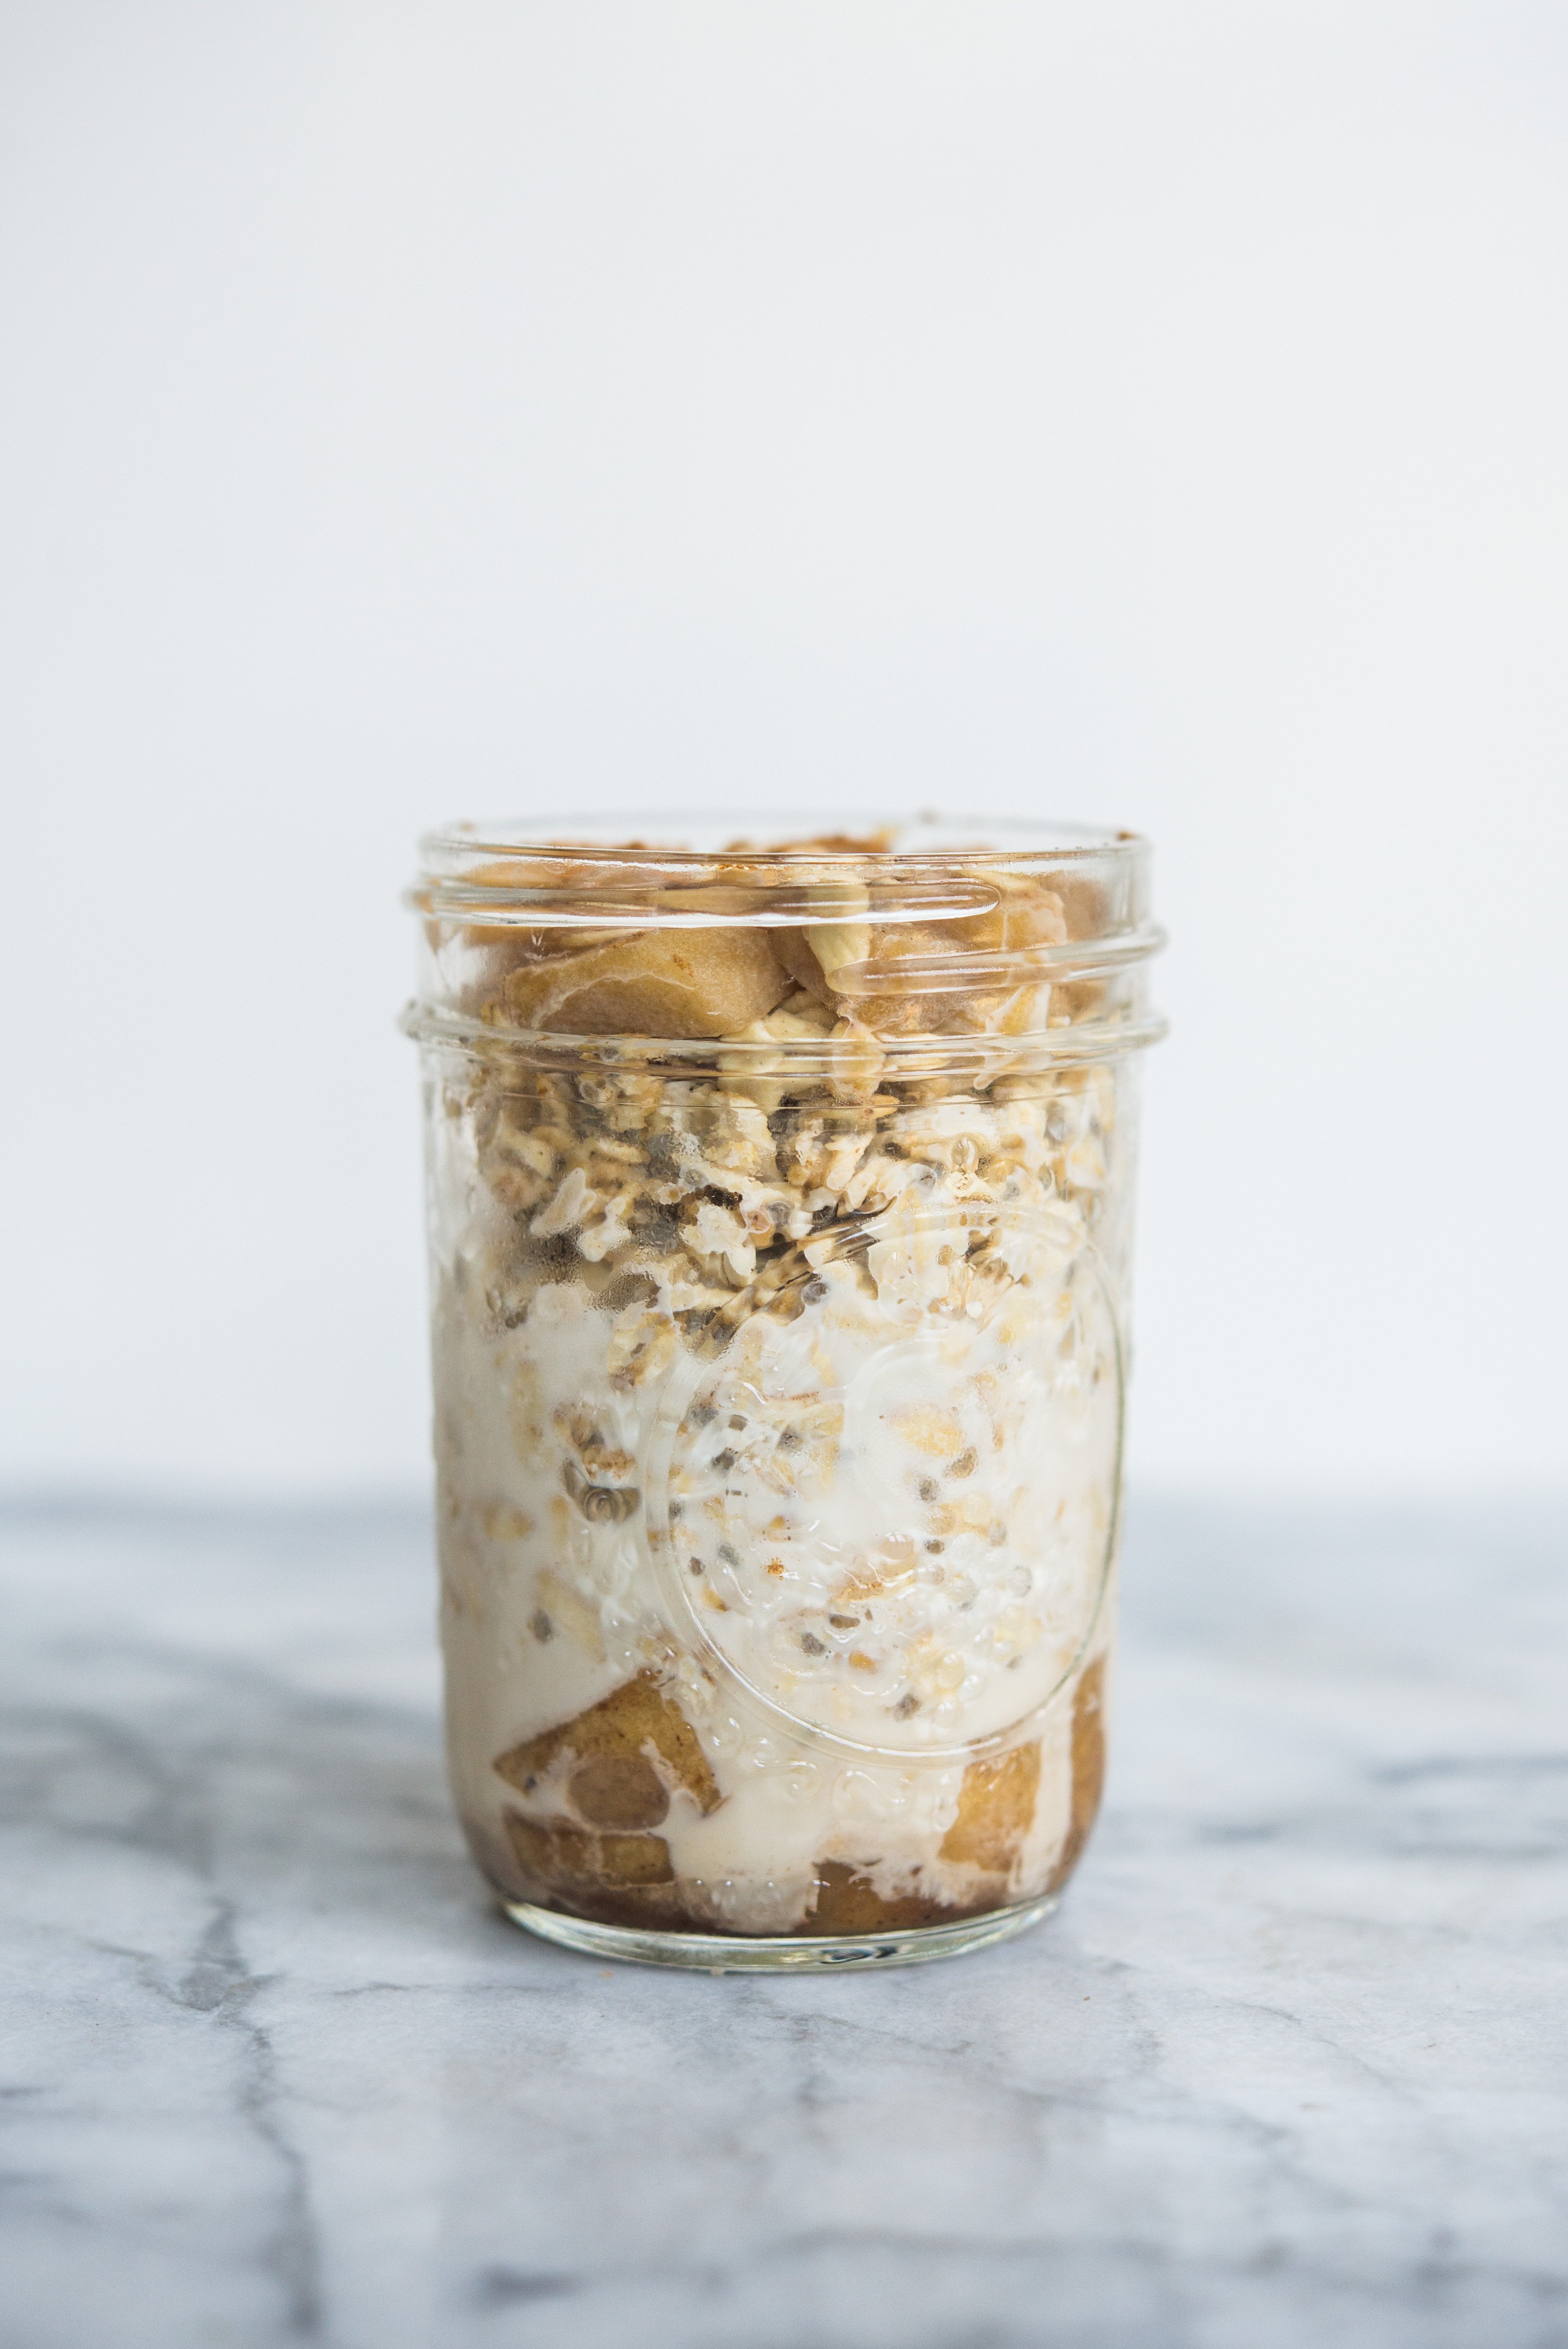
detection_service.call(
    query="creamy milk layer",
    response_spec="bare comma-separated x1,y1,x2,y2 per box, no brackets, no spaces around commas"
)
431,1057,1124,1934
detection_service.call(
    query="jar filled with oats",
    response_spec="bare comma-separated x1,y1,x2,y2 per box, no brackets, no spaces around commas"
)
404,816,1164,1969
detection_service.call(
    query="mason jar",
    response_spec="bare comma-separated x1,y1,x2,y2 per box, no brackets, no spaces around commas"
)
403,816,1164,1969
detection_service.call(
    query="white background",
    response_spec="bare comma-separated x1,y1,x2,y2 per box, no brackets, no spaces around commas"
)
2,1,1564,1500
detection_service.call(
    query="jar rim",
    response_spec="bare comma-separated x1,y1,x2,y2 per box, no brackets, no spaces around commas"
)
406,810,1165,1059
417,810,1144,877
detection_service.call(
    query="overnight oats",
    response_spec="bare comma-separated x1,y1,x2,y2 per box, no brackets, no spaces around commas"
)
403,817,1164,1967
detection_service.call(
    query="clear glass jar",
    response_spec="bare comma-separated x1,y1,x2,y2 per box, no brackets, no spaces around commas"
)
403,815,1164,1969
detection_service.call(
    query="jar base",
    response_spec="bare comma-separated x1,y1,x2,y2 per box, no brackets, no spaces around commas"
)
499,1893,1059,1972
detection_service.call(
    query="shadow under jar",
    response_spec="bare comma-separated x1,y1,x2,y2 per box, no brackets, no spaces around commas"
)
403,815,1165,1970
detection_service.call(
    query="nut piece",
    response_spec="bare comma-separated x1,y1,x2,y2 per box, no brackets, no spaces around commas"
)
938,1739,1042,1874
502,927,789,1039
493,1670,723,1816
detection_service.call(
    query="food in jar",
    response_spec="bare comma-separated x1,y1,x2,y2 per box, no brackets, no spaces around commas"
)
418,831,1142,1938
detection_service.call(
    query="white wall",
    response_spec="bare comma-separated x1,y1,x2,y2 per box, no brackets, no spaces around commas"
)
2,1,1564,1499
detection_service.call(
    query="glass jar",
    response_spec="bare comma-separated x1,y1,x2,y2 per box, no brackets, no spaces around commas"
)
403,815,1164,1970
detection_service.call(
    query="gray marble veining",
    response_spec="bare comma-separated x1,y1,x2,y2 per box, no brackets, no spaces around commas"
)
2,1494,1566,2349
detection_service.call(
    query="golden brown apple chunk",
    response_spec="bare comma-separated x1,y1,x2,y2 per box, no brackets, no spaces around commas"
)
493,1670,723,1824
504,1813,675,1887
804,1861,956,1932
775,872,1069,1037
1047,1654,1107,1890
501,926,788,1039
938,1740,1043,1873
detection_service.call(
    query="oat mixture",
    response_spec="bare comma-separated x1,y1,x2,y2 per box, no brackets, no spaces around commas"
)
415,835,1149,1937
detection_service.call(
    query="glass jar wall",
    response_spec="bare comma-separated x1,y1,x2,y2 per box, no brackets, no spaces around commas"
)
404,816,1164,1968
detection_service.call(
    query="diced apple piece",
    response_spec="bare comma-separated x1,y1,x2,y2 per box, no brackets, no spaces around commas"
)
493,1670,722,1818
938,1740,1042,1873
502,927,788,1039
504,1814,675,1887
1047,1654,1107,1890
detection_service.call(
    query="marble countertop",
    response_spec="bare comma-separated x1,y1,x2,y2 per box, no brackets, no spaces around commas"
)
3,1493,1565,2349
